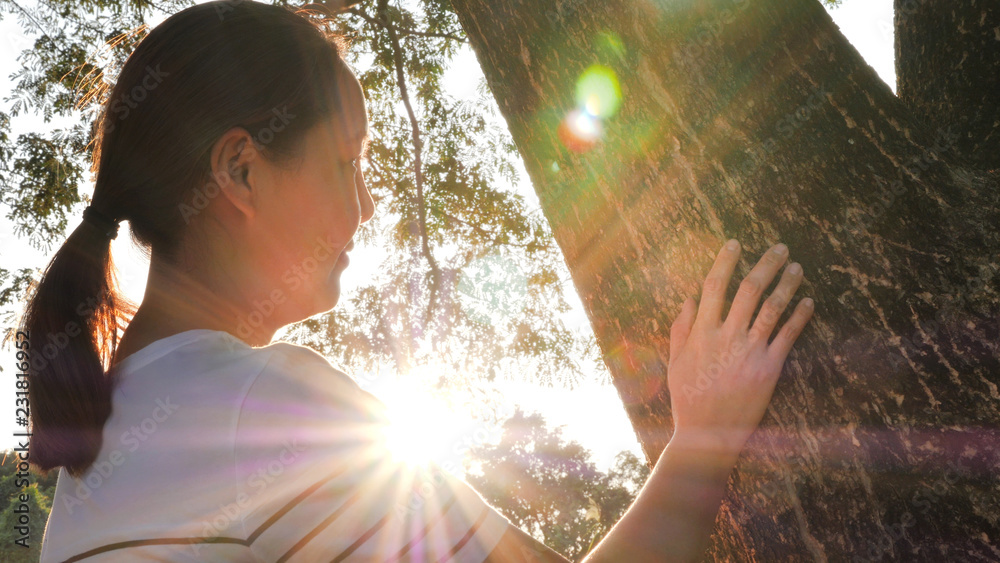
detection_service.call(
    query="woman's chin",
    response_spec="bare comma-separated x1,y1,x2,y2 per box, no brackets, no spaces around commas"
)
297,274,344,319
318,280,342,311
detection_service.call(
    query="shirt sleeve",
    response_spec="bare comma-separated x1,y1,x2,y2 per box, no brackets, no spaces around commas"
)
232,343,510,563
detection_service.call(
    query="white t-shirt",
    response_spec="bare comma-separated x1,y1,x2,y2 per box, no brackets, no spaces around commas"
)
39,329,510,562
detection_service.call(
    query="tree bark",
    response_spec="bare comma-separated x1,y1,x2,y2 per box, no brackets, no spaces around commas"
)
894,0,1000,171
450,0,1000,560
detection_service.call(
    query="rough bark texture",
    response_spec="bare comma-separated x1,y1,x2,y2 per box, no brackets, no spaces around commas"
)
894,0,1000,171
450,0,1000,560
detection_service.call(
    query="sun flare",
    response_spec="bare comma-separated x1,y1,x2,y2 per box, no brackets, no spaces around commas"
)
378,379,459,467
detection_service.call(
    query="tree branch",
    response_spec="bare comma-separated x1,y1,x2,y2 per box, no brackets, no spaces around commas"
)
347,6,465,42
440,210,489,237
376,0,442,331
3,0,58,46
440,211,538,250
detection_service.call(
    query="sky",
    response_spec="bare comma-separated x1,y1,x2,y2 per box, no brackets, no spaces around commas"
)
0,0,896,470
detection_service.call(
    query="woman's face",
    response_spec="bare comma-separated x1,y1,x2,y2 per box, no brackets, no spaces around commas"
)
245,61,375,329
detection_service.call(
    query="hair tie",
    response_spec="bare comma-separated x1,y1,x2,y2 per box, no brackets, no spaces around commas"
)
82,206,120,240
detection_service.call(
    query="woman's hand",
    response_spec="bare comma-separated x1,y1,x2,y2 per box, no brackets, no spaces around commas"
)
667,239,814,456
573,239,815,563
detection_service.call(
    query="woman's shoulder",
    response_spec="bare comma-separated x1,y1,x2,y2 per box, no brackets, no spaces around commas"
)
222,340,511,563
237,339,389,435
256,340,356,386
232,341,394,539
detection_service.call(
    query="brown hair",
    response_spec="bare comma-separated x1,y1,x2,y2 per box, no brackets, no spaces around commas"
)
21,0,350,476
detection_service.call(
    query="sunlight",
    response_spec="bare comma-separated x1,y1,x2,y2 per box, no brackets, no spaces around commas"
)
559,109,603,153
576,64,621,119
572,110,601,136
377,373,460,468
557,64,622,154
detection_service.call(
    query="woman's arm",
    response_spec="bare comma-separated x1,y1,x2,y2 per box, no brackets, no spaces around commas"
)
486,240,814,562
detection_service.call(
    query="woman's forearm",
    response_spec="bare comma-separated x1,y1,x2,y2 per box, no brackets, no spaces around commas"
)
536,241,811,563
581,431,740,563
578,241,812,562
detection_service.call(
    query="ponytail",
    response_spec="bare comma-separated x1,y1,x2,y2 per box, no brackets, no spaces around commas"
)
21,208,133,476
19,0,348,475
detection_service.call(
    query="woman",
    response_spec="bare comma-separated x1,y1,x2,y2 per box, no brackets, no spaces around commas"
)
24,1,814,561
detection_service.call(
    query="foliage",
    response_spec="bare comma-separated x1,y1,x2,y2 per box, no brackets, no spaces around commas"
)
464,409,649,561
0,451,57,560
0,0,601,391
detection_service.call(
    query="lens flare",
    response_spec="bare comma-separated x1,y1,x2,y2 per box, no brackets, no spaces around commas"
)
379,376,458,467
575,64,622,119
558,109,603,153
597,31,626,60
559,64,623,153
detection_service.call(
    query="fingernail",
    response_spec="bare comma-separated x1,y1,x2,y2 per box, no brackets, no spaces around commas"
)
802,298,814,309
726,239,740,251
772,243,788,255
788,263,802,275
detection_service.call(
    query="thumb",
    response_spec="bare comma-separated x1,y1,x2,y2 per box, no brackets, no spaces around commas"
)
669,297,697,361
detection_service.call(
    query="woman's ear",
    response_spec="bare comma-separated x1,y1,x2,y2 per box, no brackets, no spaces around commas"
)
210,127,258,220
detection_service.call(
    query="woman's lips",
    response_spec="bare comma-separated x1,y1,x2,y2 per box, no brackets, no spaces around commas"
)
337,240,353,267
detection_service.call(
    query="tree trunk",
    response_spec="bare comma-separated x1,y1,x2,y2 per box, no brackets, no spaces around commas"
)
894,0,1000,171
450,0,1000,560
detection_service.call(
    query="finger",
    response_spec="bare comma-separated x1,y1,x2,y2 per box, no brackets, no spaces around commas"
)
767,297,815,364
747,262,804,342
695,239,742,327
670,297,697,360
725,243,789,332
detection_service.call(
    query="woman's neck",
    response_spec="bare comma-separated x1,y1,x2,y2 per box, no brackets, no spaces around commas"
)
114,254,277,364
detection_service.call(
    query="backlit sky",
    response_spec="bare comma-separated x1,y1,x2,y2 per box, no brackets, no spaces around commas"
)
0,0,895,468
